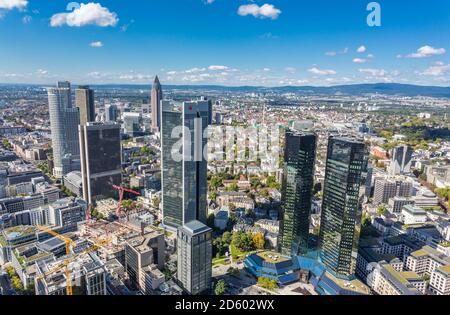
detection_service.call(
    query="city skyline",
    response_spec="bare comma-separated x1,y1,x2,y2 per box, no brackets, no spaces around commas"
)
0,1,449,86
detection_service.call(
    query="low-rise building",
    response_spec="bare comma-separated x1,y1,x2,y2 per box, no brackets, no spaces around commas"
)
369,262,424,295
404,245,450,276
401,205,427,225
429,265,450,295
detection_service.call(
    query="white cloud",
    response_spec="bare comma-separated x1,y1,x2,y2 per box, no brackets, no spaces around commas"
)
421,62,450,76
0,0,27,10
120,19,135,32
406,45,446,58
50,3,118,27
358,68,387,77
238,4,281,20
204,0,215,4
90,41,103,48
353,58,367,64
308,67,336,75
185,67,206,73
284,67,296,74
357,45,367,53
260,32,279,39
22,15,32,24
208,65,229,71
326,47,348,56
367,54,374,59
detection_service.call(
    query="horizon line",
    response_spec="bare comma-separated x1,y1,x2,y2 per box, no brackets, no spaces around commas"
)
0,82,449,89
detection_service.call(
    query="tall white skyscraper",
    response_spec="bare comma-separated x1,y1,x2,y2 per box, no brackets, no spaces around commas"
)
389,145,413,176
48,82,80,178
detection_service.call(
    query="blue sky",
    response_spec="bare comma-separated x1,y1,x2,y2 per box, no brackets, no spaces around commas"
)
0,0,449,86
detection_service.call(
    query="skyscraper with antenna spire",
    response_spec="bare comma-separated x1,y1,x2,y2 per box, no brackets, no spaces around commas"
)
151,75,163,132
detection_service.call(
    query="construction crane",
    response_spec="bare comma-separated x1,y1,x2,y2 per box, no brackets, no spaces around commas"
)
112,185,140,218
34,238,109,295
36,225,75,295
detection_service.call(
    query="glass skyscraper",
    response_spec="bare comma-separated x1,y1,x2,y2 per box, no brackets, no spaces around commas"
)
318,137,368,278
161,102,183,228
176,220,212,295
75,85,95,126
161,99,212,229
279,130,317,257
79,122,122,206
47,81,80,178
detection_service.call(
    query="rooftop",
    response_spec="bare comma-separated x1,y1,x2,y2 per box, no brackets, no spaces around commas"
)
182,220,211,236
323,272,371,295
257,251,290,264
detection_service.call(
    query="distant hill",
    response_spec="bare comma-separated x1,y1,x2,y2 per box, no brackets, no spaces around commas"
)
88,83,450,98
1,82,449,98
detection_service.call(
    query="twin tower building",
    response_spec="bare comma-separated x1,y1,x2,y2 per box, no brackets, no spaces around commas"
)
48,77,369,293
280,130,368,278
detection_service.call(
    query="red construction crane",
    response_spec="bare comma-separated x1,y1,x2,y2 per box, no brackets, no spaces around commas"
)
112,185,141,218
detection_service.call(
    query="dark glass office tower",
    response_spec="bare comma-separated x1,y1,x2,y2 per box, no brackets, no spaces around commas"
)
161,103,183,228
279,130,317,257
161,99,212,230
75,85,95,126
79,122,122,205
318,137,368,278
182,100,211,225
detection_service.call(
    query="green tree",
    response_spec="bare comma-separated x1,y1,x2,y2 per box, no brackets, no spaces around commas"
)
222,231,232,244
214,279,227,295
257,277,278,290
361,212,372,227
152,197,160,209
227,183,239,192
266,176,280,190
233,232,256,252
252,233,265,250
377,205,388,216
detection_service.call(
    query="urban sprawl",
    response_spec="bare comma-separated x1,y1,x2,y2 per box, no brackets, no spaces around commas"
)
0,78,449,296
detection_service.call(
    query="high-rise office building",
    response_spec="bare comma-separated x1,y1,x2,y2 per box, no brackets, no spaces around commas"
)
373,176,413,205
389,145,413,176
122,112,142,137
279,130,317,257
48,82,80,178
79,122,122,206
75,85,95,126
150,75,163,132
177,220,212,295
318,137,368,278
161,99,212,229
105,104,118,122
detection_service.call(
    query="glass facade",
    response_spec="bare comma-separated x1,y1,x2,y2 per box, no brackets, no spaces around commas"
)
162,108,183,228
318,137,368,278
161,100,211,229
182,101,210,225
75,86,95,126
176,221,212,295
280,130,317,257
48,83,81,178
80,123,122,205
